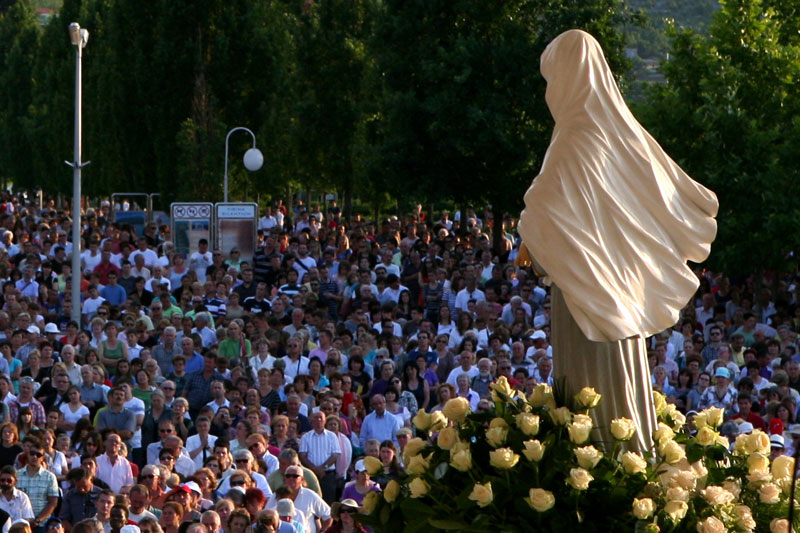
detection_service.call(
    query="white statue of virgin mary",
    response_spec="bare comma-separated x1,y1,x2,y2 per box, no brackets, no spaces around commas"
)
518,29,718,452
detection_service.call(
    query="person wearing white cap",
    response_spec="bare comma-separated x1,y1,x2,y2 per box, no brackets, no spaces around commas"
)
770,434,786,461
697,367,737,413
276,499,306,533
266,466,330,533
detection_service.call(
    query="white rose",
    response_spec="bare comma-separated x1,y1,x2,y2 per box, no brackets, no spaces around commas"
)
695,426,719,447
450,448,472,472
522,439,546,462
771,518,792,533
575,387,601,409
567,414,593,444
468,482,493,508
437,427,459,450
703,406,725,428
486,426,508,448
490,376,515,403
632,498,656,520
549,406,572,425
406,454,430,475
759,482,781,504
610,418,636,440
653,391,666,414
663,500,688,523
722,479,741,500
621,451,647,475
747,452,770,473
408,477,430,498
489,447,520,470
665,487,689,502
716,435,729,449
384,479,400,503
693,411,708,431
526,488,555,512
529,383,553,407
772,455,795,481
701,485,735,506
734,433,750,456
429,410,448,432
733,505,756,532
746,470,773,487
412,410,431,431
442,397,471,423
403,438,427,458
672,470,698,490
653,422,675,444
515,413,540,436
696,516,726,533
671,410,686,430
747,430,771,455
565,467,593,491
659,439,686,464
574,446,603,470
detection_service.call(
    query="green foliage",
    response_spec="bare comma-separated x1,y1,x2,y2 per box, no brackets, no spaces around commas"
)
0,0,41,188
637,0,800,275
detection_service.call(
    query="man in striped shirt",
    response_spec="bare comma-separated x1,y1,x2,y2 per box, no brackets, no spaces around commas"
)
298,412,340,504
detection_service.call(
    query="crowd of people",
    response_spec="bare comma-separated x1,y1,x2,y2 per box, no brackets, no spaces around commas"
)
0,193,795,533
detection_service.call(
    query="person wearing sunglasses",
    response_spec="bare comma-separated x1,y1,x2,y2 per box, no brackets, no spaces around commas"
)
218,450,272,499
328,498,367,533
265,466,331,532
16,439,59,531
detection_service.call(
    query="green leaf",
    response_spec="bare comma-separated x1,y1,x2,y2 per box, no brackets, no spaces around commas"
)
428,518,470,530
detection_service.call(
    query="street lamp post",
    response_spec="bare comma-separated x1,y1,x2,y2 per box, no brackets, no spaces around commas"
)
65,22,89,325
224,127,263,202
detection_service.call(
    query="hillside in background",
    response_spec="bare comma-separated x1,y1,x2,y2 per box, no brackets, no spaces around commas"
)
626,0,719,59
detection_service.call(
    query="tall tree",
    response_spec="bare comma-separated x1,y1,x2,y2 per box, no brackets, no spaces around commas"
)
638,0,800,276
0,0,41,189
365,0,634,246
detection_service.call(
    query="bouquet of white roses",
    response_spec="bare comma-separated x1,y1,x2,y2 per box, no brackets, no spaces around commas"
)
357,377,800,532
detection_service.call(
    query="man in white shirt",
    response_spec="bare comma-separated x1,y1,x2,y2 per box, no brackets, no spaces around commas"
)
454,276,486,315
186,417,218,471
293,244,317,284
129,238,159,269
205,381,230,415
96,432,134,493
189,239,213,283
446,350,480,387
299,412,340,503
0,465,33,522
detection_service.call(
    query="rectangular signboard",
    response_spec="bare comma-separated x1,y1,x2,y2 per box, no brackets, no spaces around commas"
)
215,203,258,264
171,203,214,258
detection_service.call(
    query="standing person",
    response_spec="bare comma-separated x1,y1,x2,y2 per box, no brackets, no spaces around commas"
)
152,328,181,377
181,352,225,419
186,417,217,471
516,29,718,453
16,439,59,531
358,395,401,449
60,468,102,528
8,377,46,427
95,388,136,442
95,432,134,493
189,239,213,283
266,465,331,533
298,412,340,504
0,465,34,522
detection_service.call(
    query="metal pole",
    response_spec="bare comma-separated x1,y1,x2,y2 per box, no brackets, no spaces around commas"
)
224,127,257,203
70,38,83,325
66,23,89,326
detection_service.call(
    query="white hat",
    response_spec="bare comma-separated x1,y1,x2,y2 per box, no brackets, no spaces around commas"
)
44,323,59,334
27,325,40,335
737,422,754,435
770,434,785,449
531,330,547,340
276,499,296,517
183,481,202,495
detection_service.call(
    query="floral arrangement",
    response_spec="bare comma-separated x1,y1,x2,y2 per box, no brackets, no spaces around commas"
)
357,377,800,532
